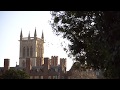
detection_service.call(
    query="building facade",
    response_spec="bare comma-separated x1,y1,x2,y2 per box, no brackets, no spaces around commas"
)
0,28,68,79
19,28,44,67
0,28,104,79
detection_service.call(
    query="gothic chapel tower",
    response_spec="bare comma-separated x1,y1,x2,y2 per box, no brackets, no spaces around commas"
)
19,28,44,67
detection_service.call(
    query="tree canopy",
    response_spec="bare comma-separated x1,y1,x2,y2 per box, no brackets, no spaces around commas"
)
50,11,120,79
0,69,30,79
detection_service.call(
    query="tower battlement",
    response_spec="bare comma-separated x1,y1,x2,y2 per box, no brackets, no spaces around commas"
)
19,28,44,67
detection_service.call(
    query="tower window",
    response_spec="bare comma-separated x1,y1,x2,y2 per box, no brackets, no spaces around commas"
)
23,47,25,58
27,46,29,57
22,60,25,67
30,46,33,57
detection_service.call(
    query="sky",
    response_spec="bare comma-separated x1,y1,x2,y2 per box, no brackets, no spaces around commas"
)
0,11,73,71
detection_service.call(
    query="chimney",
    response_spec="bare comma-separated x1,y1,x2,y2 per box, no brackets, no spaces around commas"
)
51,56,54,66
54,56,58,66
26,58,31,74
60,58,66,72
44,57,50,72
49,59,51,66
4,59,10,72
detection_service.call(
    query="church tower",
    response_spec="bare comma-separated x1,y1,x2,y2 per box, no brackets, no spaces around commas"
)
19,28,44,67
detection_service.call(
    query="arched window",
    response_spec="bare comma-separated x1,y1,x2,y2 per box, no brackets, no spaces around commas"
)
30,46,33,57
41,47,43,57
23,47,25,58
40,48,42,57
27,46,29,56
22,60,25,67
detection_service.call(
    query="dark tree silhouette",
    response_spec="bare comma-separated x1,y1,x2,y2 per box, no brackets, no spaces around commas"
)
0,69,30,79
50,11,120,79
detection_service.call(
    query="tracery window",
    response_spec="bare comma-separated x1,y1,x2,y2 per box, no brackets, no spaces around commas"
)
27,46,29,56
22,60,25,67
23,47,25,57
30,46,33,57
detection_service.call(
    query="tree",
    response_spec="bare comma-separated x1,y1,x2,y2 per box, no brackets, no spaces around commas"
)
0,69,30,79
50,11,120,79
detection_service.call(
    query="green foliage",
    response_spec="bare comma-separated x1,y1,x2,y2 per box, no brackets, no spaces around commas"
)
1,69,30,79
50,11,120,79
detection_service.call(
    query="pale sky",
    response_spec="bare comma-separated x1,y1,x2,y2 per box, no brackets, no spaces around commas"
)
0,11,73,71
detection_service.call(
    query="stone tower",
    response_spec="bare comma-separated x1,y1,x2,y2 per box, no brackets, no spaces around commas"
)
19,28,44,67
